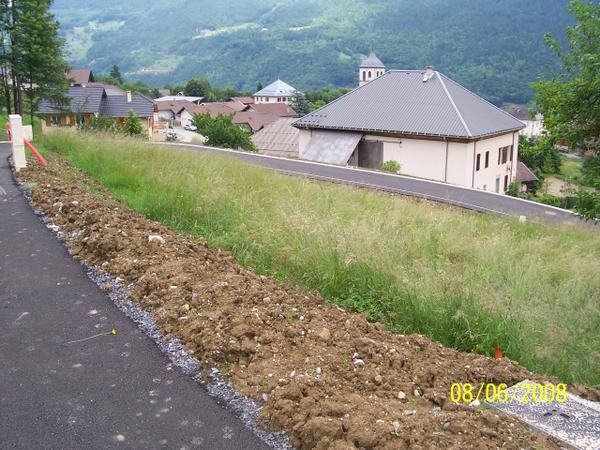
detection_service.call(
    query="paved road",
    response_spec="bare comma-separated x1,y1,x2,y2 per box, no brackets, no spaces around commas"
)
0,142,270,449
161,143,589,227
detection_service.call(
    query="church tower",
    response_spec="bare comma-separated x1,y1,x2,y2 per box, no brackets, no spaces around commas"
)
359,52,385,86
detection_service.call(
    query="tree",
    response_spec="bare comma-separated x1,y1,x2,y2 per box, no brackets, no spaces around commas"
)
192,112,254,151
109,64,122,84
124,109,144,136
0,0,69,117
533,0,600,220
533,0,600,154
289,90,310,116
184,77,212,98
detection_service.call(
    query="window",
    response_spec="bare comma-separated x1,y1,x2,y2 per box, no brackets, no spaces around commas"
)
51,115,59,125
476,153,481,171
498,146,509,164
483,184,487,191
362,71,366,81
76,114,85,126
485,151,489,168
509,145,514,162
368,71,372,78
504,175,509,191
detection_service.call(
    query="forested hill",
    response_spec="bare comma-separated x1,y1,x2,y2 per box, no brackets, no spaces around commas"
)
52,0,573,105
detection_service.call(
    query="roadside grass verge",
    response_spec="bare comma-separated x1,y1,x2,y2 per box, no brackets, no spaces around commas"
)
40,131,600,386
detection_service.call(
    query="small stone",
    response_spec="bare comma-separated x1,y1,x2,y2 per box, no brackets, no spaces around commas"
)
413,389,420,397
262,393,269,402
316,367,322,376
71,200,79,206
353,359,365,367
317,327,331,341
392,420,401,433
403,410,416,416
374,374,383,384
397,391,406,400
148,235,165,244
442,422,450,431
181,304,190,311
289,370,296,378
469,399,481,408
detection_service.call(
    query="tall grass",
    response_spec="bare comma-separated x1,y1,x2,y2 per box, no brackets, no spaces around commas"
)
41,131,600,386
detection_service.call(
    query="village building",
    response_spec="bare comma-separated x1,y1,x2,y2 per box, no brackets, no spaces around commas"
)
359,52,386,86
510,106,545,138
154,100,197,125
38,86,154,137
294,66,526,193
253,79,297,104
178,100,296,133
515,161,539,192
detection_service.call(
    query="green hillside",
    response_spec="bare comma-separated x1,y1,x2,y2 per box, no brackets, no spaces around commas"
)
52,0,573,104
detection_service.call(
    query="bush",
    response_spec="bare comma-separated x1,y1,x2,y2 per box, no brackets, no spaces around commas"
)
380,160,400,174
83,116,121,134
124,110,144,137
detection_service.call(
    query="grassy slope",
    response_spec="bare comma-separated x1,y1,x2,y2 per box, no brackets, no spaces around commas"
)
40,131,600,386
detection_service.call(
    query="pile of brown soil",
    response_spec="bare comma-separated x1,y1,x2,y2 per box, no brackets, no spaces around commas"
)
19,154,598,449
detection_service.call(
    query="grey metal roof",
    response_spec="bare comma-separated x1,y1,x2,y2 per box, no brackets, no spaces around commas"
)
294,70,525,139
360,52,385,68
100,94,154,118
254,79,297,97
38,86,104,114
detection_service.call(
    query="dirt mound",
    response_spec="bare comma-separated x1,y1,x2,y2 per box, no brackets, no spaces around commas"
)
19,155,598,449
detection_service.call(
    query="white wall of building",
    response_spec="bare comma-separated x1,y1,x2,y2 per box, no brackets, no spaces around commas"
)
299,128,519,193
180,110,193,128
254,95,291,104
298,128,312,154
471,132,518,192
519,118,545,138
378,136,447,181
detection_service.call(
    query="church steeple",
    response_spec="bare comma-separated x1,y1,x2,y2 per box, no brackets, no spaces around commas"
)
359,52,385,86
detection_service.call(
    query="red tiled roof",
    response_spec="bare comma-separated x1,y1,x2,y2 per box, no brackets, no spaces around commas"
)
230,96,255,105
250,103,297,117
68,69,94,85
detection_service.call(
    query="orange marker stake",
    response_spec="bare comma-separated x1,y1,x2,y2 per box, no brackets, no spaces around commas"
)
495,346,503,360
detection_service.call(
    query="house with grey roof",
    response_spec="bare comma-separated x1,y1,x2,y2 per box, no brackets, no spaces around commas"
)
510,106,545,138
254,79,297,105
294,66,526,193
38,86,155,137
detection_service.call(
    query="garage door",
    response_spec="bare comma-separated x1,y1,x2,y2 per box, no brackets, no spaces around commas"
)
300,130,363,165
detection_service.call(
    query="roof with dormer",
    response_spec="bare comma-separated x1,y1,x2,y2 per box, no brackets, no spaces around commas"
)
360,52,385,69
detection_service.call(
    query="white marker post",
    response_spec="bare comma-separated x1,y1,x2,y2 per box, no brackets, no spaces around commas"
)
9,114,26,171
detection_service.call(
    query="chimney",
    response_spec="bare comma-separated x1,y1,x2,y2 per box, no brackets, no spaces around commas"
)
126,91,132,103
422,65,435,82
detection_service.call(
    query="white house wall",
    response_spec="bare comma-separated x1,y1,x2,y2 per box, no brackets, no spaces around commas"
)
379,137,447,181
298,129,312,155
471,132,519,192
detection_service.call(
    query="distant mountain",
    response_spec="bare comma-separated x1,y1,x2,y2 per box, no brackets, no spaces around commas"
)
52,0,573,104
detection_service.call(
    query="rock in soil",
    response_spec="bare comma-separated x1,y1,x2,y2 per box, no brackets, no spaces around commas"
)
19,153,600,450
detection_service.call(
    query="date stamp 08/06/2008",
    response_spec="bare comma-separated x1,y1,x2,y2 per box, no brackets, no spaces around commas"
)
450,382,567,404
